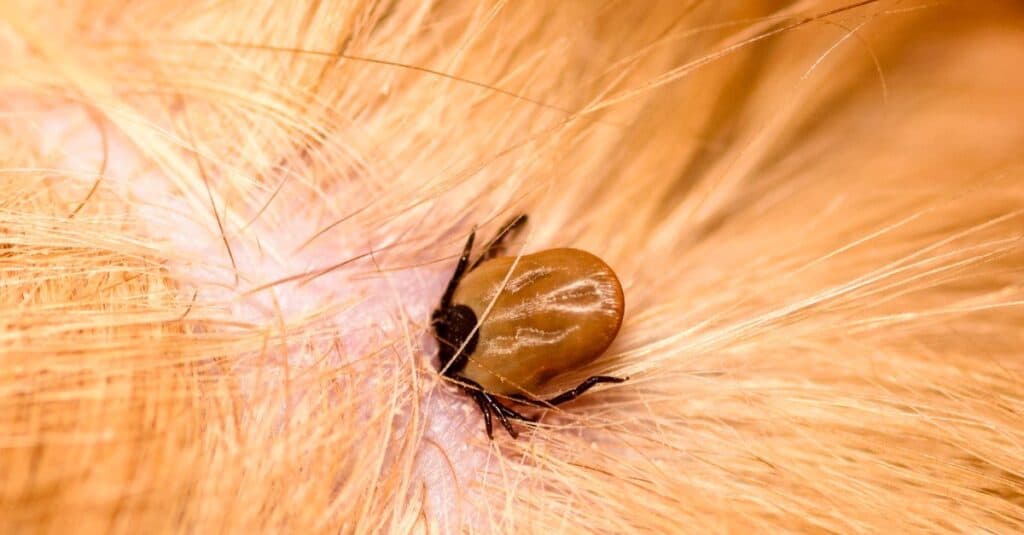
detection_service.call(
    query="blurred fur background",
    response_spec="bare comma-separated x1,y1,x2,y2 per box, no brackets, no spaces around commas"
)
1,0,1023,532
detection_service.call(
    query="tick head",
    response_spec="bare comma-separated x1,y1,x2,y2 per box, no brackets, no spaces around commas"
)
432,304,478,376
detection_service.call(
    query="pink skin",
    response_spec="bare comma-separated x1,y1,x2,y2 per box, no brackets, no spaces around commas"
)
29,100,502,527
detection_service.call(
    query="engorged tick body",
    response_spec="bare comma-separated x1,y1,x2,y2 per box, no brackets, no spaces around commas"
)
431,214,626,438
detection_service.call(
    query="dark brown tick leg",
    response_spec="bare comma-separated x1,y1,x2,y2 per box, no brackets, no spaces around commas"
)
490,399,535,423
514,375,627,407
439,228,476,309
469,214,527,271
486,397,519,439
469,390,493,438
457,376,524,438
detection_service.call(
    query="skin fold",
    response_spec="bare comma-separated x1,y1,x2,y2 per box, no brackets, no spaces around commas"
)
1,1,1023,533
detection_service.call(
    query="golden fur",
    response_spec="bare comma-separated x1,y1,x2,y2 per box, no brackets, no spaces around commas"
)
1,1,1022,532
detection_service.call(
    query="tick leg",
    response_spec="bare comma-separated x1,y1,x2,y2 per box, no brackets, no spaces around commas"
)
457,376,526,438
470,214,527,270
457,376,502,438
484,394,519,439
469,390,494,439
439,228,476,309
490,398,536,422
514,375,627,407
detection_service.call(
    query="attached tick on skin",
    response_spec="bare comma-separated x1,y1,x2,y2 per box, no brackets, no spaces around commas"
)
431,214,626,439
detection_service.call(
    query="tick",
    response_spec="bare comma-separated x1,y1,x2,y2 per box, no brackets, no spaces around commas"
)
431,214,626,438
